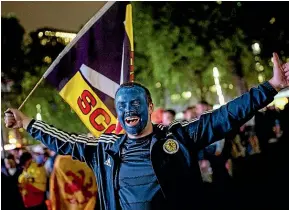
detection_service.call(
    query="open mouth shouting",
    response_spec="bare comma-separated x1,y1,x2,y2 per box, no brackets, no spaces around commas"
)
125,116,140,127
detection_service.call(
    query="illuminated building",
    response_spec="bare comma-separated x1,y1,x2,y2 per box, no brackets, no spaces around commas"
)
28,28,77,65
35,28,77,46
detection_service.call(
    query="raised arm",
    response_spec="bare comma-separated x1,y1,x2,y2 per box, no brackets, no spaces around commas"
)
4,108,98,162
181,53,289,150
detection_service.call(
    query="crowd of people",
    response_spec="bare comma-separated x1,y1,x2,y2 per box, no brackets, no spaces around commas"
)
1,145,56,210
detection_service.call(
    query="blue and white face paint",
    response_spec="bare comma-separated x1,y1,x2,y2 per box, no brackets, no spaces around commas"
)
115,86,149,135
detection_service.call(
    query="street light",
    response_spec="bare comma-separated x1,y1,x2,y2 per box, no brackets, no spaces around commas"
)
252,42,261,55
213,67,225,105
36,104,42,121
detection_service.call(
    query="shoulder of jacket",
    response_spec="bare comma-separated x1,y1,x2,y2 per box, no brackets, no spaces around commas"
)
98,133,122,144
168,118,200,130
155,123,167,131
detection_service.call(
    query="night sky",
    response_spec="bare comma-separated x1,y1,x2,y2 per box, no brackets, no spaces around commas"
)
1,1,106,33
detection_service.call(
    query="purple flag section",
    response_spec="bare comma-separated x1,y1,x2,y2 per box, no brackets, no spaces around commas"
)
43,1,131,114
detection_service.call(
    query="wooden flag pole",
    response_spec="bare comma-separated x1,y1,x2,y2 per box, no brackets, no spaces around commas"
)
18,77,44,110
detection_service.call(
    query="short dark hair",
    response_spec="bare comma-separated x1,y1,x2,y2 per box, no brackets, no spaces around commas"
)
165,109,176,117
197,100,209,106
19,152,32,166
116,82,153,104
183,106,195,113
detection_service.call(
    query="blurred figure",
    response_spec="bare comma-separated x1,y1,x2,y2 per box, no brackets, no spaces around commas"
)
44,149,56,177
195,100,210,118
1,154,25,210
10,147,25,165
162,109,176,126
183,106,196,121
18,152,47,210
255,105,280,154
32,145,46,166
44,149,57,200
3,154,22,176
196,101,232,209
151,108,164,124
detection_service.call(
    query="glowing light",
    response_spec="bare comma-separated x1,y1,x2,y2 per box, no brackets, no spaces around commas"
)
229,84,233,89
258,74,265,83
38,32,43,38
213,104,221,110
4,144,16,151
55,32,76,39
216,1,222,4
210,85,216,92
155,82,161,88
256,63,264,71
269,17,276,24
9,138,17,144
213,67,225,105
237,2,242,7
213,67,219,77
182,91,192,99
273,98,288,110
36,113,42,121
252,42,261,54
43,56,52,64
41,39,47,45
171,94,181,101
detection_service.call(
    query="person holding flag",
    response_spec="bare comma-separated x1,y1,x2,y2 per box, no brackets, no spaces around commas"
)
4,1,289,210
5,53,289,209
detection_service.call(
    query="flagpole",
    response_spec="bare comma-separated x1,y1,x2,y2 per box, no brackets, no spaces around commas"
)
18,77,44,110
125,4,134,82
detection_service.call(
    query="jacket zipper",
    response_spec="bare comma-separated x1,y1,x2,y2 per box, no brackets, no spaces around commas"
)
150,148,166,199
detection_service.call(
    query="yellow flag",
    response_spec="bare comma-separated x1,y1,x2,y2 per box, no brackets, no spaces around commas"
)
49,156,97,210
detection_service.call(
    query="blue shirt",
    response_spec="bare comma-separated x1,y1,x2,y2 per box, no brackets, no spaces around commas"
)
117,134,167,210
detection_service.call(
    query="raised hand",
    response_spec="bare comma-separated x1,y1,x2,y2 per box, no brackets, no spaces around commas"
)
269,52,289,91
4,108,32,129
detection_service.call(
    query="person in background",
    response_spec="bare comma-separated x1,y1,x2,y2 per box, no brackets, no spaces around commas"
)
1,154,25,210
183,106,197,121
43,148,57,202
195,101,211,118
196,100,232,209
10,147,25,165
32,145,46,166
43,149,56,177
151,107,164,124
18,152,47,210
162,109,176,126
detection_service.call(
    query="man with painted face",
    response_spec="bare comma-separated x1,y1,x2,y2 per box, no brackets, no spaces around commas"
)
4,53,289,210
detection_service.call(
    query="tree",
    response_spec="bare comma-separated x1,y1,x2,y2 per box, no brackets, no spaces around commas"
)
1,16,88,144
132,2,263,109
1,15,26,100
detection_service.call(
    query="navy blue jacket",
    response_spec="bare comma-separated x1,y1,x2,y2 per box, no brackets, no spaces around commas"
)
27,82,277,210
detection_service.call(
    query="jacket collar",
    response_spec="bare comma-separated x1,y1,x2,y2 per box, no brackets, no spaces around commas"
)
106,123,167,157
106,133,127,157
